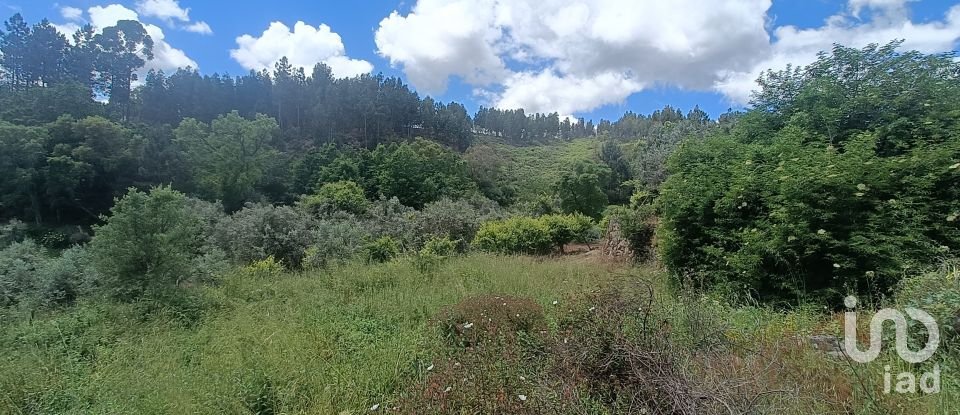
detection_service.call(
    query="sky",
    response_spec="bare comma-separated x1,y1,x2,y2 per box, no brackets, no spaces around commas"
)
3,0,960,121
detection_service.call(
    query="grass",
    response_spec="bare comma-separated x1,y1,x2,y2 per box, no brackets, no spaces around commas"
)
1,253,958,414
0,254,625,414
473,136,600,201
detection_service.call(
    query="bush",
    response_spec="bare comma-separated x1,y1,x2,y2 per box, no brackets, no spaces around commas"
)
90,186,204,301
364,236,399,264
0,219,27,248
658,44,960,303
0,240,47,308
304,213,370,269
30,246,99,309
601,204,656,260
211,203,315,269
541,213,597,252
473,216,553,255
363,196,417,249
415,197,503,251
299,180,369,216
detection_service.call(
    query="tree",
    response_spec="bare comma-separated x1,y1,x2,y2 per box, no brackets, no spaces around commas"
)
374,138,475,208
0,14,30,88
174,111,280,211
0,123,46,223
301,180,369,215
90,186,204,300
94,20,154,118
553,161,610,219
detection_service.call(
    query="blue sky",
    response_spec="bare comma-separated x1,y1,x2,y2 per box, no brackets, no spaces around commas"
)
4,0,959,121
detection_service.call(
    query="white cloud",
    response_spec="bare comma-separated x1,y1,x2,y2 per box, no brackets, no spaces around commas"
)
84,4,197,73
375,0,508,93
60,6,83,21
376,0,960,115
184,21,212,35
715,1,960,103
135,0,190,23
231,21,373,78
495,70,644,115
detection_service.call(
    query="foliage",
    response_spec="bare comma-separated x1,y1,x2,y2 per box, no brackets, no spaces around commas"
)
364,236,399,264
89,186,204,301
299,215,368,270
374,138,475,209
473,216,553,255
175,111,280,211
414,197,502,251
541,213,598,251
601,202,657,260
659,42,960,302
300,180,369,216
210,203,315,269
553,160,610,219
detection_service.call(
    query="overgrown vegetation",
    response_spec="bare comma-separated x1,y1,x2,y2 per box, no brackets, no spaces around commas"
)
1,9,958,413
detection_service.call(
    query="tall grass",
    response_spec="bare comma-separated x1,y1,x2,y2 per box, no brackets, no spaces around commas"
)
0,254,623,414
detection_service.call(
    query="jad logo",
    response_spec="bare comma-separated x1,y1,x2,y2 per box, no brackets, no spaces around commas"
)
843,296,941,394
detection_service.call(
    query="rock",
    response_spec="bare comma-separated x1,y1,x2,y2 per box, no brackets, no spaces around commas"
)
600,218,633,261
808,334,845,358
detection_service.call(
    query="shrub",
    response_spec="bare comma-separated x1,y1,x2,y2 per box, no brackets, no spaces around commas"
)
473,216,553,255
304,213,370,269
299,180,369,215
0,219,27,248
601,204,656,260
364,236,399,264
211,203,315,269
363,196,417,249
90,186,204,301
0,240,47,307
415,197,503,251
30,246,99,309
659,44,960,302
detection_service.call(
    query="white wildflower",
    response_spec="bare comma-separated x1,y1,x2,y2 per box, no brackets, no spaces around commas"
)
370,403,380,411
948,213,957,222
518,394,527,401
552,300,559,305
817,229,827,235
589,306,596,312
950,163,960,170
833,263,841,269
444,386,452,393
426,364,434,371
856,183,868,191
463,322,474,329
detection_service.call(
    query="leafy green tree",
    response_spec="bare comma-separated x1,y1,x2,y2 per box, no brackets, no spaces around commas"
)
175,111,280,211
659,42,960,302
90,186,204,300
553,161,610,219
374,138,475,208
0,13,30,88
301,180,369,215
0,123,46,223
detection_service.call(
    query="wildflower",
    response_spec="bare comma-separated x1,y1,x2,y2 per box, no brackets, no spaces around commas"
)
787,236,797,242
817,229,827,235
856,183,868,191
552,300,559,305
833,263,841,269
855,192,865,197
370,404,380,411
589,306,596,312
519,375,526,381
518,395,527,401
444,386,452,393
950,163,960,170
426,364,434,371
865,271,875,278
948,213,957,222
463,322,474,329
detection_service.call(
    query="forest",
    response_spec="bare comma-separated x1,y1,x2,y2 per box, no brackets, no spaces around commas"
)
1,13,959,415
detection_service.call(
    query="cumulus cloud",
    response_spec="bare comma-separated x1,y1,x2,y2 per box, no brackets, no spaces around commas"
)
376,0,960,114
715,0,960,103
184,21,212,35
231,21,373,78
79,4,197,73
60,6,83,21
135,0,189,23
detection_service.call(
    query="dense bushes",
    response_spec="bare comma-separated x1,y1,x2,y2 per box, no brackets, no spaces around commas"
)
90,186,206,300
473,214,597,255
300,180,369,216
211,203,315,269
659,43,960,302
